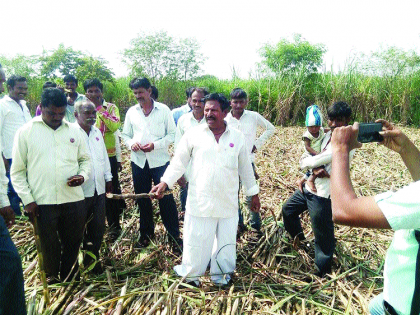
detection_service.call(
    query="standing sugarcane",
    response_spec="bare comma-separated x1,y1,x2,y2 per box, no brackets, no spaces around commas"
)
32,216,50,305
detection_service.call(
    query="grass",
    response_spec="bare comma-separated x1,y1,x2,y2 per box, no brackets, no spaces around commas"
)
11,124,418,314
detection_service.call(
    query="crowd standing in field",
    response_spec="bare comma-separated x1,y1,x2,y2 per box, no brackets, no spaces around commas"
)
0,69,418,315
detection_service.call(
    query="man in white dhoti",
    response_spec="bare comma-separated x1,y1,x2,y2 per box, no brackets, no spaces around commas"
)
151,93,260,286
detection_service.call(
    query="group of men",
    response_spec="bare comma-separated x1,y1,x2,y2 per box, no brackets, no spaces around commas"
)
0,66,418,314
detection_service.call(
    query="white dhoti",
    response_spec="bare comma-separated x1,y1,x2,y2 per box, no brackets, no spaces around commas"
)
174,213,238,285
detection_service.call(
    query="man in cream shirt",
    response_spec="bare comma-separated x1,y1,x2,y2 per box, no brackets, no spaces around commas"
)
122,77,180,251
75,99,112,274
151,93,260,287
11,87,91,283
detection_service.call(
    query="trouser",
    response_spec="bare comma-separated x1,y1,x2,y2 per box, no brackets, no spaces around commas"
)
6,159,22,215
282,188,335,275
84,192,106,266
238,163,261,230
38,200,86,281
180,183,188,212
105,156,125,231
131,161,180,241
174,213,238,285
0,216,26,315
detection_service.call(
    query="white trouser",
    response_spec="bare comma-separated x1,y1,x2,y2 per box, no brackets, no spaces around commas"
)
174,213,238,285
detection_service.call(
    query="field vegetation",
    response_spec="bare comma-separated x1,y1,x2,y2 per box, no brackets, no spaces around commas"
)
11,125,417,314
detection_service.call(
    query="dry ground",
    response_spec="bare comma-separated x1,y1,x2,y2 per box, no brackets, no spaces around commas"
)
11,125,418,314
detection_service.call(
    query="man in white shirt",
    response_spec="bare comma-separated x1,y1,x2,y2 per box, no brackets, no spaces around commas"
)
63,74,86,123
0,75,32,215
0,63,26,315
282,101,353,277
225,88,275,234
151,93,260,286
122,77,180,251
75,99,112,274
331,120,420,315
175,87,209,215
11,87,91,282
172,87,194,125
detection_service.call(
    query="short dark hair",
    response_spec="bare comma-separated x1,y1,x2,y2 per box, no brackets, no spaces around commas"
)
129,77,151,90
204,93,230,111
7,75,26,89
41,88,67,108
43,81,57,89
150,85,158,100
63,74,78,85
83,78,103,92
186,87,195,98
191,87,209,97
327,101,352,119
230,88,247,99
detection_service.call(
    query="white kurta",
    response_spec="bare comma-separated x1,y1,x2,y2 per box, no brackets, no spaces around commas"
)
161,123,259,284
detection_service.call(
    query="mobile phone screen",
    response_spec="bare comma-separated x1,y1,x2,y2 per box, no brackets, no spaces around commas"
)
357,123,383,143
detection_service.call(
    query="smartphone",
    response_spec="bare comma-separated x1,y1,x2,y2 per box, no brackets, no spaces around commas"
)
357,122,383,143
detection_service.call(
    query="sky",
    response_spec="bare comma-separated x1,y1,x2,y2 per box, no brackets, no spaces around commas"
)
2,0,419,79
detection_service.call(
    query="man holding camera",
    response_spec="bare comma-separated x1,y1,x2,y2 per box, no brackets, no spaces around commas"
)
331,120,420,315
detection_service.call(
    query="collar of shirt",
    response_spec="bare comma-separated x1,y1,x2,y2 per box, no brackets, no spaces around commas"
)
2,95,26,108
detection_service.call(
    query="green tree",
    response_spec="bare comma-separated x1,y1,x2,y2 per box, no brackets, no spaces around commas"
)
122,31,205,81
0,54,39,77
359,46,420,78
39,44,114,82
259,34,326,75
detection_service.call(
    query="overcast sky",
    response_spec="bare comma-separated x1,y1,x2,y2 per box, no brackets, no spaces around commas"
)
2,0,419,78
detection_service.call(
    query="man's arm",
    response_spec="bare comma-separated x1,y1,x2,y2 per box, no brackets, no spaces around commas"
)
254,112,275,151
331,123,391,229
97,104,121,133
153,108,176,150
10,128,35,206
76,132,91,183
156,132,193,192
121,110,137,150
300,144,332,171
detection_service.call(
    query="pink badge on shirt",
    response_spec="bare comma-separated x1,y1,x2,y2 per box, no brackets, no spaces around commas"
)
96,137,100,141
70,138,75,143
229,143,234,147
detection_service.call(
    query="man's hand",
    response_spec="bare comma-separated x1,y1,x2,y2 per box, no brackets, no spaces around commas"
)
25,202,39,224
376,119,409,154
177,176,187,188
331,123,363,153
296,177,306,193
106,181,113,194
0,206,15,228
140,143,154,153
150,182,168,199
67,175,85,187
312,167,330,178
117,162,122,172
131,142,142,152
250,195,261,213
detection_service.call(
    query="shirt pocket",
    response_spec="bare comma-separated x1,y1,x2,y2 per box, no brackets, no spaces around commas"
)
59,143,79,163
221,152,238,169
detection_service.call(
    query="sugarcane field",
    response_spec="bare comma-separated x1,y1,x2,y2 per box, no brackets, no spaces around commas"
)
10,124,415,315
